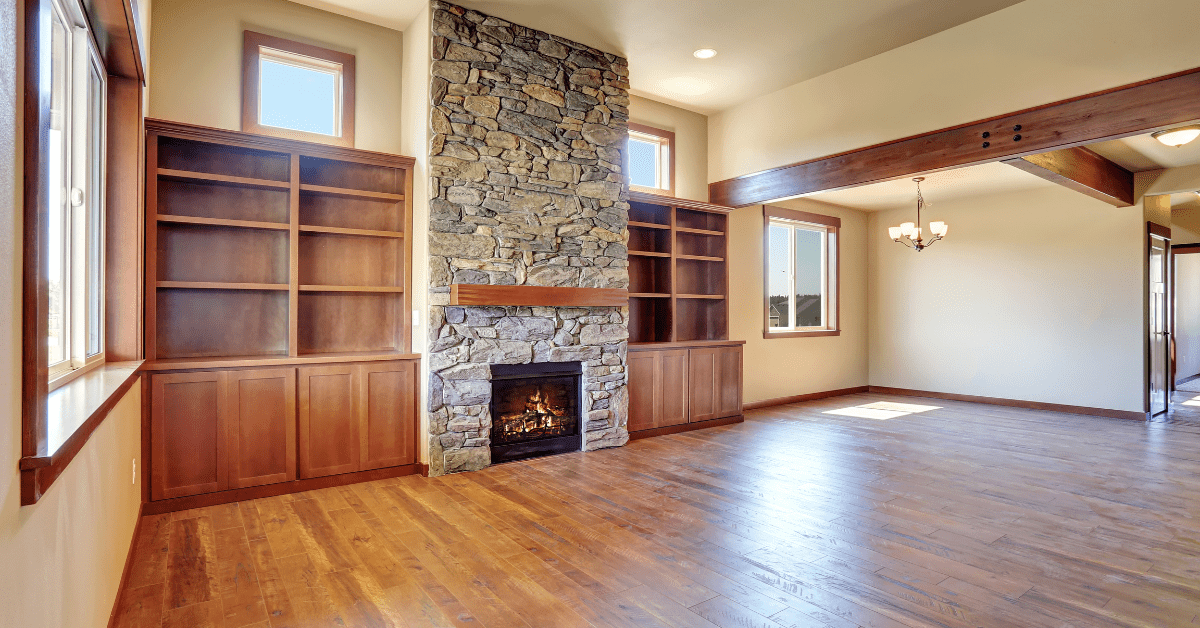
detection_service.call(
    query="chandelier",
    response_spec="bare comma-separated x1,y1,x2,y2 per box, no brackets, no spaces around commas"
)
888,177,948,251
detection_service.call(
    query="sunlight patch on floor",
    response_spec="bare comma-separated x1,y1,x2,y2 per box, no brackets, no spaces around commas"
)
1182,395,1200,407
823,401,942,420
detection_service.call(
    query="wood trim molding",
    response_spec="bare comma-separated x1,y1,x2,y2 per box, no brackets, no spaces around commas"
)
628,122,675,197
627,415,743,441
1172,243,1200,252
1149,221,1172,239
763,330,841,339
867,386,1146,421
765,205,842,228
628,190,732,214
145,118,411,168
742,386,869,410
1004,146,1134,207
142,463,420,515
86,0,147,81
710,66,1200,206
449,284,629,307
627,339,746,352
241,31,357,147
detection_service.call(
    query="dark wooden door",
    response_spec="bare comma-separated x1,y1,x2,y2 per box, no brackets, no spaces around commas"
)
151,371,228,500
358,361,417,470
298,365,360,478
226,368,296,488
689,346,742,422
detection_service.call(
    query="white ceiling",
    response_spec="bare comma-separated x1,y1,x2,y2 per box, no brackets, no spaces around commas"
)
285,0,1024,113
806,162,1057,213
1088,131,1200,172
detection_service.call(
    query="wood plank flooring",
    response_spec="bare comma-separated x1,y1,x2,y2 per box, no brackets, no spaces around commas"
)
113,392,1200,628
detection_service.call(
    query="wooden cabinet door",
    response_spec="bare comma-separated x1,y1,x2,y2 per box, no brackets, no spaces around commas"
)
226,368,296,489
298,365,360,478
689,346,742,422
659,349,690,427
627,351,659,432
358,361,417,470
151,371,228,500
628,349,689,432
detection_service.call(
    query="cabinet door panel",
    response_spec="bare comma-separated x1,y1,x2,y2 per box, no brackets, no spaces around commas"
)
659,349,690,427
627,352,659,432
152,371,227,500
359,362,417,469
227,368,296,488
688,348,719,423
715,346,743,418
298,365,360,478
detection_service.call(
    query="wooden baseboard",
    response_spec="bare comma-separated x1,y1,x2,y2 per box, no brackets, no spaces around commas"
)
1176,373,1200,386
143,464,420,515
628,415,744,441
418,463,430,477
867,386,1145,421
107,501,145,628
743,386,869,410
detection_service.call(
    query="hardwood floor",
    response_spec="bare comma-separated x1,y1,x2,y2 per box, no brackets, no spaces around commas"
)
113,392,1200,628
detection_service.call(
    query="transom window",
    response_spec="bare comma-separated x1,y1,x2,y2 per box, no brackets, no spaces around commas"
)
243,31,356,146
763,206,840,338
628,123,674,196
47,0,106,386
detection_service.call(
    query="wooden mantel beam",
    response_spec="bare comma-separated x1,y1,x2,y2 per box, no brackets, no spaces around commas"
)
709,67,1200,207
1004,146,1134,207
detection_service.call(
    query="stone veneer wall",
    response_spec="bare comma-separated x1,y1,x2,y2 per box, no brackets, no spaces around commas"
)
425,1,631,475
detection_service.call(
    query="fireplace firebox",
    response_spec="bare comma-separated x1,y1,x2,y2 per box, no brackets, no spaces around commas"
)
490,362,582,463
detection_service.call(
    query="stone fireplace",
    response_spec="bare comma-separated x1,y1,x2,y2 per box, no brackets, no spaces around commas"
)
426,1,631,475
489,362,582,463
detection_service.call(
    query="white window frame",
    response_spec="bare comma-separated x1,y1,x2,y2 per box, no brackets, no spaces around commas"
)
628,123,675,197
47,0,106,390
763,206,840,339
257,46,344,138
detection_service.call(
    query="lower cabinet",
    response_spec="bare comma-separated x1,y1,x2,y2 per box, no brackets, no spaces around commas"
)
150,359,418,502
628,343,744,435
628,349,690,432
298,361,419,479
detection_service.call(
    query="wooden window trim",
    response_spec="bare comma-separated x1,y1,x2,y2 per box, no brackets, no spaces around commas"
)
242,31,356,148
762,205,841,339
20,0,146,506
629,122,675,197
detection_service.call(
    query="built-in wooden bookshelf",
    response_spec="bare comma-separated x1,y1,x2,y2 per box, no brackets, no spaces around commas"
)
627,191,732,344
146,120,415,363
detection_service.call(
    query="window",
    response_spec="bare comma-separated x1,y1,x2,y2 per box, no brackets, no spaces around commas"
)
242,31,356,147
627,123,674,196
47,0,106,387
763,206,840,338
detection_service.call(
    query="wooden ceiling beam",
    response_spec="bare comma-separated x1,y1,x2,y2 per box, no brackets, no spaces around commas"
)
709,67,1200,207
1003,146,1134,207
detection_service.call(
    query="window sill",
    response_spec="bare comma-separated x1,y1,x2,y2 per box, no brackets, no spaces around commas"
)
20,360,143,505
764,330,841,339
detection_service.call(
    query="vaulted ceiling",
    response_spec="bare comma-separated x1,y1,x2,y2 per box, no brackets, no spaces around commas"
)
285,0,1026,113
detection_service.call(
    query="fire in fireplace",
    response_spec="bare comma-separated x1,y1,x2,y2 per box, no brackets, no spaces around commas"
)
490,362,581,463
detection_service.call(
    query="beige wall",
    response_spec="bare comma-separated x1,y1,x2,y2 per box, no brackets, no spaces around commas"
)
729,200,869,403
148,0,404,154
628,95,708,203
709,0,1200,183
868,184,1145,412
2,4,143,625
401,5,431,463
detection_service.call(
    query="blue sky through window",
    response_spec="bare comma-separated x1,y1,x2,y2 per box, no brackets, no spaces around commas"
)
628,138,657,187
260,55,338,136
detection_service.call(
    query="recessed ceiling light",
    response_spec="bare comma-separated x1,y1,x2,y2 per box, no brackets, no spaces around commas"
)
693,48,717,59
1152,125,1200,147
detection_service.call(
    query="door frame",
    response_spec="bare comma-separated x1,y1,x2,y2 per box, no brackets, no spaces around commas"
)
1148,222,1172,417
1170,243,1200,392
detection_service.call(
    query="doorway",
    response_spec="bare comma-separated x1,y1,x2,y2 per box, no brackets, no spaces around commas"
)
1149,224,1171,417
